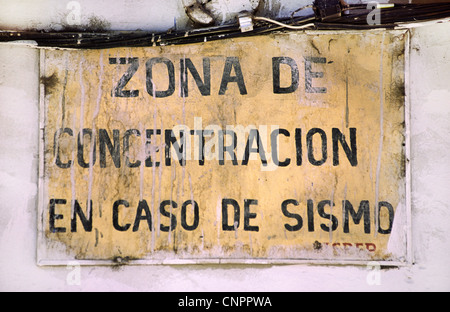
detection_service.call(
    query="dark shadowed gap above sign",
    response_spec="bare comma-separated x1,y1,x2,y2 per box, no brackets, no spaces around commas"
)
37,29,411,266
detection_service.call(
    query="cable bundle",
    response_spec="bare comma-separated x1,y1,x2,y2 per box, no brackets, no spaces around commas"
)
1,2,450,49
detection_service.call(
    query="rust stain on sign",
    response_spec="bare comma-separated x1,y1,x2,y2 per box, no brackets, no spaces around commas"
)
38,30,410,265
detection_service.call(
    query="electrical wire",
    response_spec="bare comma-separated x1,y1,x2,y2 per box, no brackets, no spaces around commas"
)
1,3,450,49
290,4,314,19
253,16,315,30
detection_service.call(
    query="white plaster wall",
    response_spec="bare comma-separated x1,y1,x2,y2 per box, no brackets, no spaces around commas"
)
0,0,185,32
0,0,388,31
0,1,450,291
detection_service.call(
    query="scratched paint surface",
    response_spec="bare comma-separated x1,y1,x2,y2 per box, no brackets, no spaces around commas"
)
38,30,408,264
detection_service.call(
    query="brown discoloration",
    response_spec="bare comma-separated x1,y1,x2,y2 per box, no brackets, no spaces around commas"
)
40,73,58,95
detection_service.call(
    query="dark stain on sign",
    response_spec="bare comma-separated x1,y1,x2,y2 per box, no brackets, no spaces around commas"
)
40,73,58,95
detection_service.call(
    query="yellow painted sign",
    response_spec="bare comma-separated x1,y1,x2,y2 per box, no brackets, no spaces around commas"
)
38,30,410,265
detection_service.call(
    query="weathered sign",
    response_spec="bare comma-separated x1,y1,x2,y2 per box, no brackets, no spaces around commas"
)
38,29,410,265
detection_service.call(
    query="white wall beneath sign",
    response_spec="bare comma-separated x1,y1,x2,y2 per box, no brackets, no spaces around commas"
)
0,0,450,291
